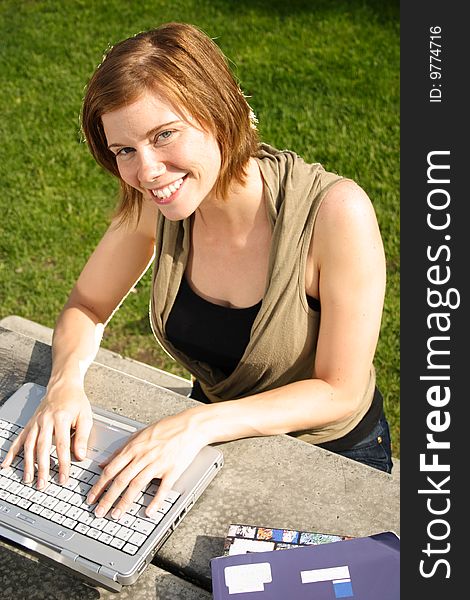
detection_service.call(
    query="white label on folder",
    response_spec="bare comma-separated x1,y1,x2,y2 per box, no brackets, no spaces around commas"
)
228,539,275,555
224,563,272,594
301,565,350,583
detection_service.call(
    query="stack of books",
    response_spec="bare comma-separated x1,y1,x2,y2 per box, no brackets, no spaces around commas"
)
211,523,400,599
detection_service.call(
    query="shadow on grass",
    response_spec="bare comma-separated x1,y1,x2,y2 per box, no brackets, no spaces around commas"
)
214,0,398,23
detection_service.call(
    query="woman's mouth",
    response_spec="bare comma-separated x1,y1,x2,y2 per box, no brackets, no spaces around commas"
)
149,175,187,205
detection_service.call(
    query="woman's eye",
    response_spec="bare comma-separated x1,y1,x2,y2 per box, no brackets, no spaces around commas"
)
156,130,173,143
115,147,134,157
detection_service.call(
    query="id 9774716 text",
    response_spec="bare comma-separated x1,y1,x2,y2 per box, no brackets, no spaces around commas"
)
429,26,442,103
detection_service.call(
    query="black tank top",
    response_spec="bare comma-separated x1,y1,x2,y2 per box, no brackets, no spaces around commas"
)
166,276,320,377
166,276,262,376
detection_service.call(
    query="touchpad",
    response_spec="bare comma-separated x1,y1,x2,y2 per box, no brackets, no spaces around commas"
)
86,421,133,463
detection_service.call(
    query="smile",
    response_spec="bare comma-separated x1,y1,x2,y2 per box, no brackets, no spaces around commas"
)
151,177,185,200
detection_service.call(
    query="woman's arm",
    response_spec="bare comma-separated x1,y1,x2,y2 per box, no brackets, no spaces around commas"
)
3,199,159,486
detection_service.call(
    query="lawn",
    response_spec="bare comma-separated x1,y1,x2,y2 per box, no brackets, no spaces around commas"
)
0,0,400,455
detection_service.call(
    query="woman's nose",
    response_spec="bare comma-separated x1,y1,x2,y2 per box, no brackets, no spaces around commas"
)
138,150,166,184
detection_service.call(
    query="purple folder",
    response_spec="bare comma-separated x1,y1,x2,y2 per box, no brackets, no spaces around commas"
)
211,531,399,600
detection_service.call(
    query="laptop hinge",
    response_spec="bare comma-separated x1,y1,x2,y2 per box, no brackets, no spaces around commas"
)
61,549,101,575
61,548,79,562
76,555,101,574
61,550,121,591
99,564,120,581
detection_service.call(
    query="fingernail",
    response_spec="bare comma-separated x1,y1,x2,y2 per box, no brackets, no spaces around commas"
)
37,478,45,489
88,494,95,504
95,506,104,518
111,508,121,520
24,472,33,483
59,473,66,485
77,448,86,459
146,507,156,518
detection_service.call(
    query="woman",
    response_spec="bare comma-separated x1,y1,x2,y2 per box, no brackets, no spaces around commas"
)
2,22,392,522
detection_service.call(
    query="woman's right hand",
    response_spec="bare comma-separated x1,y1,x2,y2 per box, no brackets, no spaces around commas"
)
1,381,93,489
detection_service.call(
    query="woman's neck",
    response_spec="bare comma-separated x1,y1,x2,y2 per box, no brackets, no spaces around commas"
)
193,158,266,241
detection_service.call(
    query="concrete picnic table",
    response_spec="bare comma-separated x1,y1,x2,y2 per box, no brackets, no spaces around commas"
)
0,323,399,599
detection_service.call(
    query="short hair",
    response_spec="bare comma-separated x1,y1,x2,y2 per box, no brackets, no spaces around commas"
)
81,22,259,224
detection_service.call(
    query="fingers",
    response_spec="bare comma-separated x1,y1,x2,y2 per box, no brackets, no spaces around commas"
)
54,418,73,485
73,411,93,461
22,424,41,485
34,423,54,488
89,458,149,519
146,475,177,519
1,428,28,470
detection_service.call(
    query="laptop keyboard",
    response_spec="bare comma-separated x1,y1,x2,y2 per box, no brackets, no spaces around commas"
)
0,419,181,555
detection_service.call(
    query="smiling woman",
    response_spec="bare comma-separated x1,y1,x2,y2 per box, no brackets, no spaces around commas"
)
2,21,393,524
81,22,259,224
100,91,223,220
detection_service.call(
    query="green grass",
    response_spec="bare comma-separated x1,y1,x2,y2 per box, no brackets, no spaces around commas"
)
0,0,400,456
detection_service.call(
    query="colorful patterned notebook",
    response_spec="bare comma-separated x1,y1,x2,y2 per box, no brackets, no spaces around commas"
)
223,523,353,556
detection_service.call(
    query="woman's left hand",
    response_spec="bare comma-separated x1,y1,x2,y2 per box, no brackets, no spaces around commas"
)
87,410,207,520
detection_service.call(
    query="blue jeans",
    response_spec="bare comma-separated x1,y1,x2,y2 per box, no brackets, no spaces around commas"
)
333,413,394,474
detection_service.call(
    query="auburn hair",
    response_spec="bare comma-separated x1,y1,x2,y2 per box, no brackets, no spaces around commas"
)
81,22,259,223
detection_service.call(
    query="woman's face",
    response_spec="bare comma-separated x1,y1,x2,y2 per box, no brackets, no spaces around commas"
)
102,90,222,220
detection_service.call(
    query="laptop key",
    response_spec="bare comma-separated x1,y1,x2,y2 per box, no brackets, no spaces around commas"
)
75,523,90,535
40,508,54,520
98,532,113,545
115,526,133,541
157,500,173,515
90,517,108,531
78,512,94,525
68,492,85,507
128,531,147,547
6,481,23,495
110,537,125,549
136,506,164,525
123,543,138,555
0,477,11,490
8,471,24,483
57,488,74,502
51,513,66,525
54,501,71,515
18,487,36,500
103,521,121,536
6,493,20,505
42,497,59,510
31,491,47,504
118,514,136,528
44,483,61,498
76,469,95,484
74,481,91,496
63,517,78,529
68,465,83,479
65,506,83,520
165,490,180,504
63,478,80,492
131,519,155,536
127,503,140,516
86,528,101,539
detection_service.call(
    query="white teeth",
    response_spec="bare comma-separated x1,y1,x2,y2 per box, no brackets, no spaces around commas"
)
152,177,184,199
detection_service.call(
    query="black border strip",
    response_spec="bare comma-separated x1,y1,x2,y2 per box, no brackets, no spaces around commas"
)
401,2,465,596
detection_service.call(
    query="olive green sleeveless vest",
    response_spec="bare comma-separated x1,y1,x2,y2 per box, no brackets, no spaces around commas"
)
150,144,375,444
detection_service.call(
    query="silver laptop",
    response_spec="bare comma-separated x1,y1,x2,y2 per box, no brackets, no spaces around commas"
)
0,382,223,592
